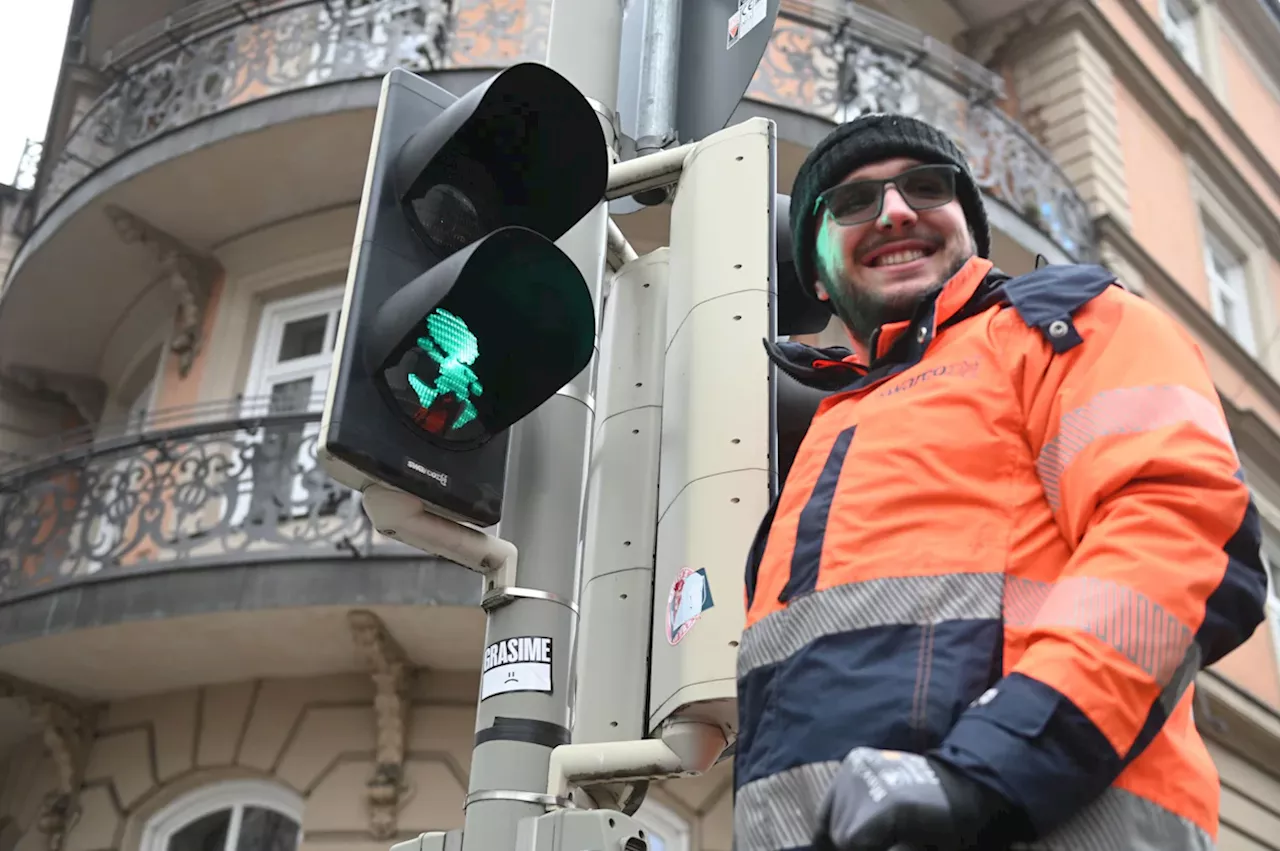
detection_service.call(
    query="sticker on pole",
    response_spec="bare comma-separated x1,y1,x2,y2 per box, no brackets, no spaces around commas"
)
727,0,767,49
666,567,715,645
481,636,553,701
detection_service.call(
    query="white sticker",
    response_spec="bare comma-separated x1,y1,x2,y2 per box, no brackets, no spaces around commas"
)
727,0,767,49
481,636,553,701
666,567,715,645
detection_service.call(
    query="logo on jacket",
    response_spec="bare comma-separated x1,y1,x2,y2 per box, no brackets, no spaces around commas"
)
877,358,981,398
666,567,716,645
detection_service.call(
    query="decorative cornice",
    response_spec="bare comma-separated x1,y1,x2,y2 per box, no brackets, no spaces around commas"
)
104,204,222,379
1014,0,1280,251
0,675,97,851
0,673,87,710
348,610,416,840
1,365,105,424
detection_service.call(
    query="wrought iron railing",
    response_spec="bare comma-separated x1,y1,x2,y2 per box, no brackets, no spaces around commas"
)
0,399,393,600
31,0,1093,260
748,2,1094,259
33,0,548,220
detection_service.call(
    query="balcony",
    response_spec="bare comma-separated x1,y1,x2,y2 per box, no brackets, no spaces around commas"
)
28,0,535,226
0,397,484,700
746,1,1093,261
28,0,1087,245
0,1,1093,386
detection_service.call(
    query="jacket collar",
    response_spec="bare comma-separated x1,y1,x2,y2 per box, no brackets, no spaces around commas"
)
763,256,1006,392
866,256,994,363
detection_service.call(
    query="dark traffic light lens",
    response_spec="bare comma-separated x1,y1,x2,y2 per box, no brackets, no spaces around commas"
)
402,153,502,258
408,184,486,256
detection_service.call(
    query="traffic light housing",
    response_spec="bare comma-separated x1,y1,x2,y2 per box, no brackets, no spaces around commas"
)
772,193,836,487
774,193,835,337
320,65,608,528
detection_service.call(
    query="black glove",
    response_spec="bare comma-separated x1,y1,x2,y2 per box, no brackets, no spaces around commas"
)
813,748,1015,851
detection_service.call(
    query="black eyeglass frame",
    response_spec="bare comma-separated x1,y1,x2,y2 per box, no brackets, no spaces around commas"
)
812,163,962,226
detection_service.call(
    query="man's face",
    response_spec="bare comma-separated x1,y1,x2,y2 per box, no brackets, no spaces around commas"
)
811,156,975,344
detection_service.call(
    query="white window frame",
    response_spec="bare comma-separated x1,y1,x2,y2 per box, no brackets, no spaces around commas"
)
233,285,346,526
242,286,345,418
631,798,691,851
1264,550,1280,673
127,376,158,432
1160,0,1203,73
1202,226,1258,356
139,779,303,851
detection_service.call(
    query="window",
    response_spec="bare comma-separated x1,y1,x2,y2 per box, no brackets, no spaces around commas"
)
1266,551,1280,671
140,780,302,851
1160,0,1202,72
238,287,347,524
631,799,690,851
126,377,156,432
1203,228,1257,356
243,288,344,419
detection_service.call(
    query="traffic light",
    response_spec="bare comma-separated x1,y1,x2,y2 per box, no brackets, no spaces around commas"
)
772,193,836,486
320,64,608,528
774,193,834,337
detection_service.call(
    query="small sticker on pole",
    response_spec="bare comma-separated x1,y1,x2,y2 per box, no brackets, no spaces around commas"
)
481,635,553,700
667,567,716,645
727,0,767,49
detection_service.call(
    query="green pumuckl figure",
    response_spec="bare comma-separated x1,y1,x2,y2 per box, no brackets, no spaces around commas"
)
407,309,483,429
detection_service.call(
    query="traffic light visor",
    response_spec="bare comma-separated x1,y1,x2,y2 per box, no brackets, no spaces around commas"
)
396,63,608,258
368,227,596,448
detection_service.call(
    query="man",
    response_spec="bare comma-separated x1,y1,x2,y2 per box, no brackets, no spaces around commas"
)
733,113,1269,851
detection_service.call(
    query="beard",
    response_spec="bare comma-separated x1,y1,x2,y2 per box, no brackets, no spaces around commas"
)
823,245,973,346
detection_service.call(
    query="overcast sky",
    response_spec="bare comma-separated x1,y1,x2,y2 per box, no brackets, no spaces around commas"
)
0,0,76,187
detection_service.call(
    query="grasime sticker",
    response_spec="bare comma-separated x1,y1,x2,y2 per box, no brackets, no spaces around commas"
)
481,635,553,700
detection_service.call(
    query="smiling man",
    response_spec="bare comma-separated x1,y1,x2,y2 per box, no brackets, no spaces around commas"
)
732,113,1269,851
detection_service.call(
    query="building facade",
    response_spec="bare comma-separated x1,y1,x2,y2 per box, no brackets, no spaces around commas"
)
1,1,1279,850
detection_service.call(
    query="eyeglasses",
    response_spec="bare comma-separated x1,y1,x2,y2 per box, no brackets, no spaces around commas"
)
813,163,961,226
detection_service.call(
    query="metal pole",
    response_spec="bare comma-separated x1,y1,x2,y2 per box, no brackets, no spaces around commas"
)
455,0,624,849
635,0,682,157
632,0,683,205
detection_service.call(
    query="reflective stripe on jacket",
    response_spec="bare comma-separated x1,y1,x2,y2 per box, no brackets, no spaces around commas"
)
733,258,1269,851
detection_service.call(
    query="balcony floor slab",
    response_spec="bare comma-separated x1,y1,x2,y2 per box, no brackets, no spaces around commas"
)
0,557,484,701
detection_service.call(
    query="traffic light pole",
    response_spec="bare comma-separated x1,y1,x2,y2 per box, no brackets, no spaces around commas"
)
452,2,625,850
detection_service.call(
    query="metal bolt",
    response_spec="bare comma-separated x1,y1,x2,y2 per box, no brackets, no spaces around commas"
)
916,326,928,343
1048,319,1070,338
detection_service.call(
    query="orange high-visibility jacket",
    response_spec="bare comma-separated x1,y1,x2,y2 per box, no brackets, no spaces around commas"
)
734,257,1268,851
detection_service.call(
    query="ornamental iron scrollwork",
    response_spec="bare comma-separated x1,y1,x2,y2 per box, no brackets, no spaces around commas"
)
35,0,553,221
31,0,1093,263
748,2,1095,261
0,411,378,599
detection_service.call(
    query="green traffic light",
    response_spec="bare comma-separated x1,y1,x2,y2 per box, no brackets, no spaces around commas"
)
407,308,483,430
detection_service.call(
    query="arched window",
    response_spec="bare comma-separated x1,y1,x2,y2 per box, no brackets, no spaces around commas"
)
632,798,691,851
140,780,303,851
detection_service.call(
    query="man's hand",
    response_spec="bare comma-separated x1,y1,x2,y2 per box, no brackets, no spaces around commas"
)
813,748,1011,851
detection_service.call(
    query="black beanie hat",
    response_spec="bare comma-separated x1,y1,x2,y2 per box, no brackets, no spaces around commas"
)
789,113,991,305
